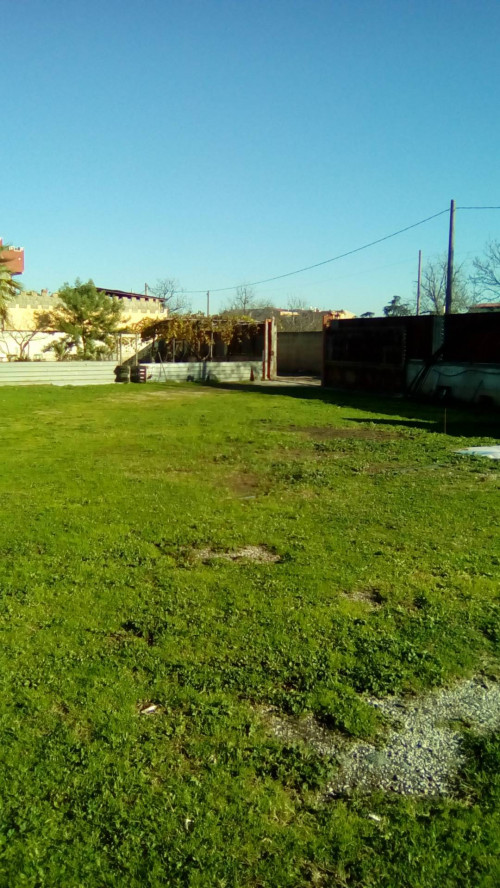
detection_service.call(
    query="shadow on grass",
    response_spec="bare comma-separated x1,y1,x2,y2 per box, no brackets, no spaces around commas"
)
206,381,500,440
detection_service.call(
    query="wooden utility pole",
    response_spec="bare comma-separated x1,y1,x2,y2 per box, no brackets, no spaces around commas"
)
445,199,455,315
207,292,213,359
416,250,422,316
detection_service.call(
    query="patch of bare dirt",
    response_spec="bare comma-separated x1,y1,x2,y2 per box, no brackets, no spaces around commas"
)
227,472,261,498
195,545,280,564
279,446,318,459
341,588,383,608
289,424,400,441
272,446,348,464
101,388,227,403
363,463,448,476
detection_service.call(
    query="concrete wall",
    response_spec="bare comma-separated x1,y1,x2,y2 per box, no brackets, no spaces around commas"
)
277,331,323,375
0,361,117,386
5,290,164,331
0,330,69,362
137,361,263,384
0,330,140,363
407,360,500,407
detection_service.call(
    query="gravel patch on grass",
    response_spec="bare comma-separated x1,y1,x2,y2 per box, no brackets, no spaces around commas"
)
264,677,500,798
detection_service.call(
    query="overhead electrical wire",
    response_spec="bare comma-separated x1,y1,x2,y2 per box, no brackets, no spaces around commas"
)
457,205,500,210
181,204,500,295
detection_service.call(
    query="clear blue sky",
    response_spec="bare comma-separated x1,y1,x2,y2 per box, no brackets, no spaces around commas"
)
3,0,500,314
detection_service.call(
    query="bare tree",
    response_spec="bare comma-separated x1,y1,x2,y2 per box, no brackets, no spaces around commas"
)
279,297,325,331
222,285,274,315
149,278,190,314
470,241,500,299
418,255,472,314
286,295,308,312
0,328,48,361
224,285,258,313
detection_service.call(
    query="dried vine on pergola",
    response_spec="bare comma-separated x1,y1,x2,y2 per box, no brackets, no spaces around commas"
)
137,315,259,361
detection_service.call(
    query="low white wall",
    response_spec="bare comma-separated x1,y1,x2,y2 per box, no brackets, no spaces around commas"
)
0,330,68,362
139,361,263,384
0,361,117,386
0,330,140,364
407,360,500,407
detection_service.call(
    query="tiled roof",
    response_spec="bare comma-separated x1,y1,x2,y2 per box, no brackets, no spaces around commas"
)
96,287,162,302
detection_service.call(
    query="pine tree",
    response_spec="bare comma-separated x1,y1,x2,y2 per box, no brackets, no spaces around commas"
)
37,279,125,359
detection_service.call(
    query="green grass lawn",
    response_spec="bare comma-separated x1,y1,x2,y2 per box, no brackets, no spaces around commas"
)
0,381,499,887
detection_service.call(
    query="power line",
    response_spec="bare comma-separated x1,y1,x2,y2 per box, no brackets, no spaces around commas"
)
182,204,500,295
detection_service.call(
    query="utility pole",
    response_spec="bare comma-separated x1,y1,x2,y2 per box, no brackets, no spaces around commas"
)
416,250,422,316
445,199,455,315
207,291,213,359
